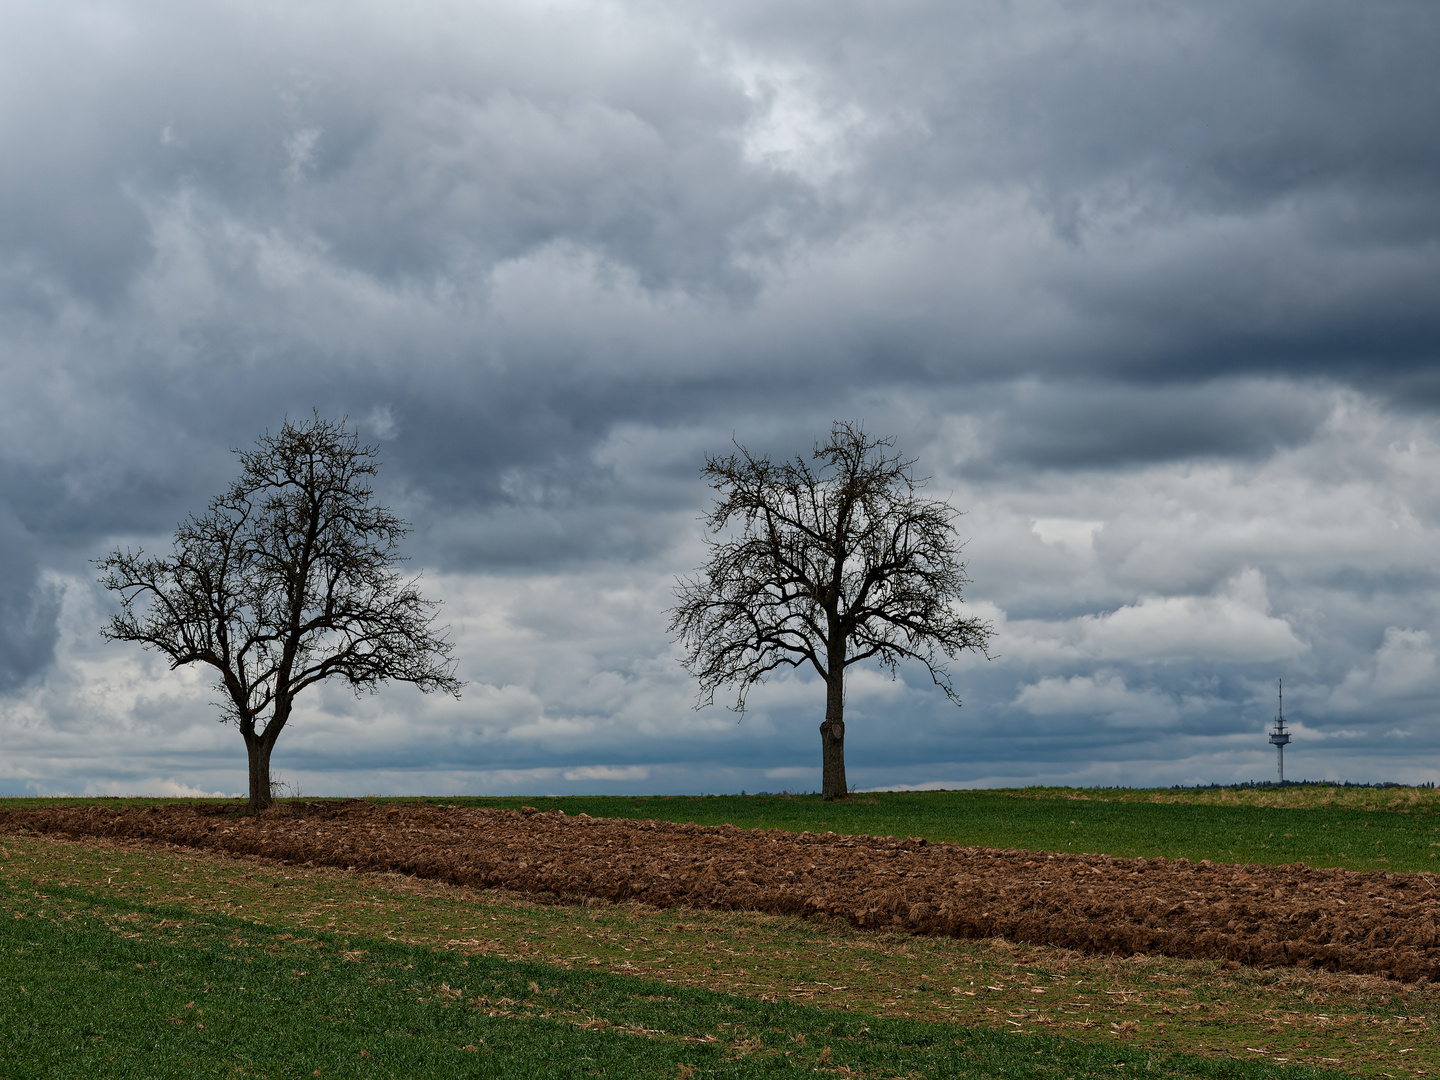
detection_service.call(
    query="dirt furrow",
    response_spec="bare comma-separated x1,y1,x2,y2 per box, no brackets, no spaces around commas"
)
4,800,1437,981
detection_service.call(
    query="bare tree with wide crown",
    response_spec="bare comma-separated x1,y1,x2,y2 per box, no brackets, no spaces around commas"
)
669,421,992,801
97,414,463,812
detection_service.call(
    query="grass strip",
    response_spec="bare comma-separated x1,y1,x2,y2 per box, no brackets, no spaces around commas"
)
1,875,1349,1080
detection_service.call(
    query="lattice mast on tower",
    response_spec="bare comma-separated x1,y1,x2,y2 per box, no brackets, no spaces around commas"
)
1269,678,1291,784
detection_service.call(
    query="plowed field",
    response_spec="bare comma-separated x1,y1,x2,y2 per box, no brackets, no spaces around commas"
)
4,800,1437,982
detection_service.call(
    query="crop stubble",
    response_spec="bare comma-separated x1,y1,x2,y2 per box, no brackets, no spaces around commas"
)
3,800,1437,982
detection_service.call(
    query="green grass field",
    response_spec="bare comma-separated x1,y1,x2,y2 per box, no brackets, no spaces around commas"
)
4,786,1439,1078
1,869,1349,1080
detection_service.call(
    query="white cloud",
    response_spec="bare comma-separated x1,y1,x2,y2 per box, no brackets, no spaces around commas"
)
282,126,322,184
733,55,870,184
1077,569,1307,663
762,766,812,781
97,779,237,798
1330,628,1440,713
1031,517,1103,553
1014,673,1177,725
561,764,650,782
991,570,1307,666
364,405,398,440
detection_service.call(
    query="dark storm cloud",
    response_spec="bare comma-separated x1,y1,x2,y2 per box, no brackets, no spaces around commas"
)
1,0,1435,514
0,0,809,305
0,508,59,690
749,2,1440,229
7,1,1435,373
703,2,1440,387
3,1,1440,793
982,379,1334,471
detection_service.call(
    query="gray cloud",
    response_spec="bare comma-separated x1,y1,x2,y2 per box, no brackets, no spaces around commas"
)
0,509,59,690
3,1,1440,794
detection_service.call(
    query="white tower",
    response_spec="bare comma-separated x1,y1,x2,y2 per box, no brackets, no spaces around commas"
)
1268,678,1291,784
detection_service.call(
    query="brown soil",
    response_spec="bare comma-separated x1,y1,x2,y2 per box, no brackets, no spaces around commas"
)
4,800,1437,981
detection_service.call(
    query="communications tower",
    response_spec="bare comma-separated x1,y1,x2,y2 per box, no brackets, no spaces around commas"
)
1268,678,1291,784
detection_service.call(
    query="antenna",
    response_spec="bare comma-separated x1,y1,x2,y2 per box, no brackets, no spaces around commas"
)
1268,678,1291,783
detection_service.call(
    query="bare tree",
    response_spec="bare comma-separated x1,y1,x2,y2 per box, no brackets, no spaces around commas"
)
669,421,992,801
97,414,462,812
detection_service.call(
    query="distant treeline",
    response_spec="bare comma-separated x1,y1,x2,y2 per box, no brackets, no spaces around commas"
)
1170,780,1437,790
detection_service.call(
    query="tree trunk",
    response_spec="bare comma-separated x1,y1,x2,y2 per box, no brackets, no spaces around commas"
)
244,729,277,813
819,673,848,801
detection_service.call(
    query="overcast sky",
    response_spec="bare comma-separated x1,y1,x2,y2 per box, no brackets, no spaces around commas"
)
4,1,1440,797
